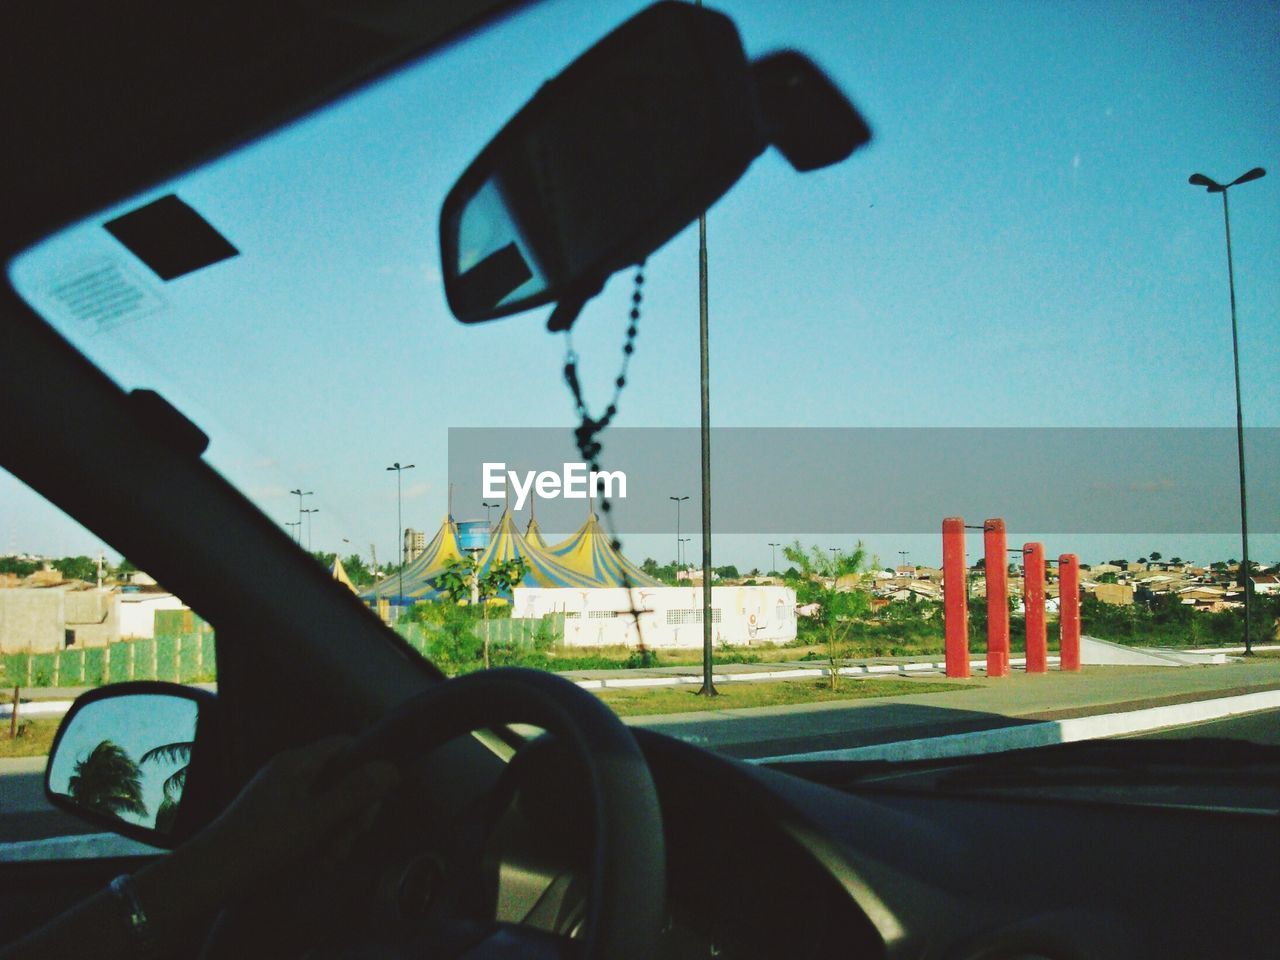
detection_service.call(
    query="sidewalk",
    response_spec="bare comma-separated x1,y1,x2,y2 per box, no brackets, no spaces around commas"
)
622,660,1280,760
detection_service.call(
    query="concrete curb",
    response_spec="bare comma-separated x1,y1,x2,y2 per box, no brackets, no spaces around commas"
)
0,700,75,719
752,689,1280,765
571,656,1061,691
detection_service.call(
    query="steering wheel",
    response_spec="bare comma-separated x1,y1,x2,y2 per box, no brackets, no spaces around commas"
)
202,667,666,960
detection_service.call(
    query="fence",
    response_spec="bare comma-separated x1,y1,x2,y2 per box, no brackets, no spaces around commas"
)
393,614,565,658
1,630,216,688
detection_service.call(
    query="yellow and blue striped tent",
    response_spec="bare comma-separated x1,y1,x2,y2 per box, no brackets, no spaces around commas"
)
478,510,599,589
547,513,662,587
524,514,548,549
362,515,462,602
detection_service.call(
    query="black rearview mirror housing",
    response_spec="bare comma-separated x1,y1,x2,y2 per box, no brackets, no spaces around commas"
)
440,0,870,329
44,682,222,850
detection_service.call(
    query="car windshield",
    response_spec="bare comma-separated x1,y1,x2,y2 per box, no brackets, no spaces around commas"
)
6,0,1279,783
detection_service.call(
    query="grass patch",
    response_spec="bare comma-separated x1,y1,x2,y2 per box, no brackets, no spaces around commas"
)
0,718,60,759
595,677,970,717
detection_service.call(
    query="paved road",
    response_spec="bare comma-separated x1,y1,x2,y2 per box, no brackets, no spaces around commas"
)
0,758,94,844
1131,708,1280,745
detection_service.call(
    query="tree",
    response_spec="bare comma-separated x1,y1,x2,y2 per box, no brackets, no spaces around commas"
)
1148,551,1162,562
640,557,679,585
435,555,479,605
0,556,39,577
714,564,740,580
52,555,97,583
68,741,147,822
782,540,869,690
433,555,528,668
341,553,375,587
140,740,192,833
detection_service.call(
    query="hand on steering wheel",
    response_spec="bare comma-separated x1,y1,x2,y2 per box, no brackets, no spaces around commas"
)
202,668,666,960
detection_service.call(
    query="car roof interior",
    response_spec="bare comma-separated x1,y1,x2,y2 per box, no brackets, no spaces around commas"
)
2,0,526,252
1,0,531,790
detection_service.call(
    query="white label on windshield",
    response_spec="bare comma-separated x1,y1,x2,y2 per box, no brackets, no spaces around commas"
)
43,256,166,333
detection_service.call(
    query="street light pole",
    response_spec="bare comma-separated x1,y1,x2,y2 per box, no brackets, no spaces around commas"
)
301,508,319,552
768,542,780,576
482,501,500,531
289,488,312,544
669,496,689,569
386,462,416,609
1189,166,1266,655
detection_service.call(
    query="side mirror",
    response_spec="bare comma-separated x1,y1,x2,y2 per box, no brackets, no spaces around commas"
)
44,682,219,850
440,0,870,330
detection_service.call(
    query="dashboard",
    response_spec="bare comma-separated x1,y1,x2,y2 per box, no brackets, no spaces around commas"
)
462,730,1277,960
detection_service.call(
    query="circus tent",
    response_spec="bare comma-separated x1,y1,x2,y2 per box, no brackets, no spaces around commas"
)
548,512,662,587
362,515,461,601
524,514,548,549
329,554,357,594
476,510,599,589
362,506,661,607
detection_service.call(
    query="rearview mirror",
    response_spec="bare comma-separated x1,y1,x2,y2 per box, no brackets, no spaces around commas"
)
45,682,218,850
440,0,870,330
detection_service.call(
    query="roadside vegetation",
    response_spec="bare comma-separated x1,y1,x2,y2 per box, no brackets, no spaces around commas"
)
596,676,970,717
0,717,59,759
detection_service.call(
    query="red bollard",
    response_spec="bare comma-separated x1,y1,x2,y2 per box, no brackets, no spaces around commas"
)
942,517,970,678
1024,542,1047,673
1058,553,1080,671
984,519,1009,677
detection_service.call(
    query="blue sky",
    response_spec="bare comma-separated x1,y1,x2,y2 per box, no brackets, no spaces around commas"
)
5,0,1278,571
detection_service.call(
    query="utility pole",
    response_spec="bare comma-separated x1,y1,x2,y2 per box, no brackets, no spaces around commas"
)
696,0,715,696
386,462,415,609
697,212,715,695
1188,166,1266,655
289,488,313,544
669,495,689,569
301,507,319,552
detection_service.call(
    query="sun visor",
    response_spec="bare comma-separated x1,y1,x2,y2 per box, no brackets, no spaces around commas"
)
104,194,238,281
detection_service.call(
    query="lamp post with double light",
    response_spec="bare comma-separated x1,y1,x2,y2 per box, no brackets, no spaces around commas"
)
386,462,415,609
1188,166,1265,655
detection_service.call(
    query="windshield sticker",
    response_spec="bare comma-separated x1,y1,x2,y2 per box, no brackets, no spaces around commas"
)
44,256,167,333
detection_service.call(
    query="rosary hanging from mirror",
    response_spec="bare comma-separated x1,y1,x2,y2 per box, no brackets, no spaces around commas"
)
560,263,643,548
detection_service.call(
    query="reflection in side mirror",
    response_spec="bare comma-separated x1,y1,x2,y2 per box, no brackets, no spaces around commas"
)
45,682,214,849
441,0,870,330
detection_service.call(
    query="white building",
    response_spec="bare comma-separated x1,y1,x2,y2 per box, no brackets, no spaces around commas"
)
512,585,796,648
117,592,188,639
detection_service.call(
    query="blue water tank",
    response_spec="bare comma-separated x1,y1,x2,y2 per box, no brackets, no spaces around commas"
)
456,519,490,552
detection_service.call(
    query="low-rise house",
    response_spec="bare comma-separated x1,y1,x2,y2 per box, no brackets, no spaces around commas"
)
1251,574,1279,595
1090,582,1134,606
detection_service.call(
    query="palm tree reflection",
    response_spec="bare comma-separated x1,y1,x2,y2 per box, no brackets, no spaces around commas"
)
141,740,192,833
67,741,148,822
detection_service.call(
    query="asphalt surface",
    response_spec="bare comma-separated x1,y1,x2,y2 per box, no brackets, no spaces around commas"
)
3,660,1278,846
1131,708,1280,745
